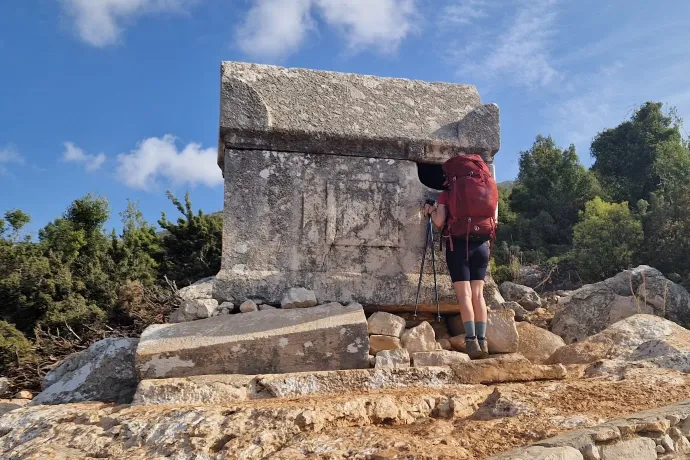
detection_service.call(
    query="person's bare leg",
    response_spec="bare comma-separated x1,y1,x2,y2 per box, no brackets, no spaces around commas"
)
453,281,473,324
470,280,489,356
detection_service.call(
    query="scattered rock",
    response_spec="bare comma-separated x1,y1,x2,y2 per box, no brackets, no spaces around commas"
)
401,322,436,353
177,276,215,301
14,390,32,400
500,281,543,310
411,350,470,366
239,300,258,313
551,266,690,343
494,301,531,321
517,322,565,364
32,338,139,406
369,335,402,355
218,302,234,314
367,312,405,338
259,304,276,310
487,310,519,353
280,287,318,309
438,338,452,350
375,349,410,369
137,303,369,378
473,388,534,420
170,298,219,322
0,377,9,395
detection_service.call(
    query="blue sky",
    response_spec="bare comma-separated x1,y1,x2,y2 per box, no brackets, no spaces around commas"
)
2,0,690,236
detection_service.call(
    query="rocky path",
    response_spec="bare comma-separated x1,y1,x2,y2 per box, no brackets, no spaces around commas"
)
2,368,689,459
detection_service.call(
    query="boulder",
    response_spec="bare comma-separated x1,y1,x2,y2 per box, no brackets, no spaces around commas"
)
401,322,436,353
500,281,543,310
516,323,565,364
551,265,690,343
169,299,219,323
517,266,547,289
367,312,405,338
259,304,276,310
411,350,470,367
239,300,258,313
494,301,531,321
369,335,402,355
375,349,410,369
438,338,452,350
484,275,505,308
31,338,139,406
487,310,519,353
547,314,690,374
600,438,657,460
177,277,215,301
137,303,369,379
280,287,318,309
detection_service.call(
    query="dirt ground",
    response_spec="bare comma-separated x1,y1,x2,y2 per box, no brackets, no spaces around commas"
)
2,367,689,460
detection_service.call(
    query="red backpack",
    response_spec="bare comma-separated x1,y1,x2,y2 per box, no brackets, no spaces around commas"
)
441,154,499,258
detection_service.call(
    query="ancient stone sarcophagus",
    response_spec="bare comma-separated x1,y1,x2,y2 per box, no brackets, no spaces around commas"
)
216,61,500,308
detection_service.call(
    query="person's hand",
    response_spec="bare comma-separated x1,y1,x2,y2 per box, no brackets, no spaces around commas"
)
424,203,435,216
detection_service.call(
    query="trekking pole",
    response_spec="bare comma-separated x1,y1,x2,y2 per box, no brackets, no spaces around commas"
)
428,217,441,323
413,215,431,320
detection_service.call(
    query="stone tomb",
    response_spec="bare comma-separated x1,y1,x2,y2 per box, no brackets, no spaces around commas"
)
216,62,500,307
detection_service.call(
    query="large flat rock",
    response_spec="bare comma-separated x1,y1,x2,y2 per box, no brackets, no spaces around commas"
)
219,61,500,169
136,303,369,379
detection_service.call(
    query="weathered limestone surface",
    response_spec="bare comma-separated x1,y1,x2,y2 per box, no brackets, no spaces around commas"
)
219,61,500,167
491,399,690,460
31,338,138,406
136,303,369,379
217,62,500,307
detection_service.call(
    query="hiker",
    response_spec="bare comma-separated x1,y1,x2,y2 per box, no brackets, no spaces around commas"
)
423,154,498,360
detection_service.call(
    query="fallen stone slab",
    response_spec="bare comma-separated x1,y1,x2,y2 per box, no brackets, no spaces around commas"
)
369,335,401,355
451,357,567,385
411,350,470,367
132,366,486,405
136,303,369,379
31,338,139,406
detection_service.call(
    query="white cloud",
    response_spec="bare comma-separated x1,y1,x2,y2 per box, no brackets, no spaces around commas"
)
0,144,23,175
315,0,418,52
236,0,419,59
59,0,196,47
115,135,222,190
443,0,560,89
62,142,107,172
236,0,314,60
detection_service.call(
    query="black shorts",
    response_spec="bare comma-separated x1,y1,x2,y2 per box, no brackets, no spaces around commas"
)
445,238,489,282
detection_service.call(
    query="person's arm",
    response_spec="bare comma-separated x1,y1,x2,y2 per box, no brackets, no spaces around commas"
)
423,198,447,229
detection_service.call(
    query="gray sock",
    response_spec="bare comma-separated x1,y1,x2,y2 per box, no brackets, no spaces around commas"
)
464,321,476,339
476,321,487,340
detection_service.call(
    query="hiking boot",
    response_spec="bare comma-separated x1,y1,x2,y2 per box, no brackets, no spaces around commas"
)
465,337,483,360
478,338,489,358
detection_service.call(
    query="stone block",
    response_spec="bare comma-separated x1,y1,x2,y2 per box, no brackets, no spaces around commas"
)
217,63,501,308
517,322,566,363
411,350,470,367
375,349,410,369
170,299,219,323
367,312,405,337
136,303,369,379
401,322,436,353
599,437,656,460
451,359,567,385
369,335,402,355
487,310,519,353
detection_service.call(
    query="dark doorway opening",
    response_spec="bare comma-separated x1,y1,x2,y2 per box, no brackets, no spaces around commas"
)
417,163,446,190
